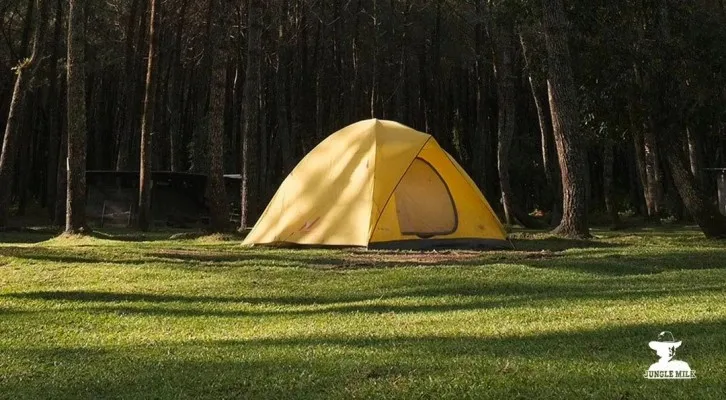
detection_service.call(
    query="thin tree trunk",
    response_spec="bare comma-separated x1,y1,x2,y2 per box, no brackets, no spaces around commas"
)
541,0,590,238
603,142,621,228
370,0,378,118
0,0,47,227
206,0,229,232
45,0,63,221
632,129,652,216
65,0,87,233
240,0,262,230
136,0,159,231
494,20,516,226
54,130,68,227
115,0,143,171
520,31,561,226
277,0,293,174
686,127,704,186
168,0,188,172
492,20,543,228
643,122,664,216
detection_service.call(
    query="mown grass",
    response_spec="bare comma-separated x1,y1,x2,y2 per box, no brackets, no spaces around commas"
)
1,227,725,399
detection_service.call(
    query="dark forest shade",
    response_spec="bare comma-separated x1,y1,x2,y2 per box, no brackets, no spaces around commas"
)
0,0,725,238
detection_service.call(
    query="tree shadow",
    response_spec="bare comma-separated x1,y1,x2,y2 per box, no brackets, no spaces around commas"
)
0,307,32,316
1,319,720,399
0,229,59,244
5,278,724,318
523,249,726,276
510,237,622,252
0,246,152,265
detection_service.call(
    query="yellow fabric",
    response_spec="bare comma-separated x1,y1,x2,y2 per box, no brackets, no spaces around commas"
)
368,121,430,238
394,158,457,236
243,119,506,247
369,139,506,244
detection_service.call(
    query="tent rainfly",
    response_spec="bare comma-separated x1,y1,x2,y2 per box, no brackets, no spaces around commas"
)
243,119,509,249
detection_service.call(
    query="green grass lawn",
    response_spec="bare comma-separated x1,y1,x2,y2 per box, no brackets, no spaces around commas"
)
1,227,725,399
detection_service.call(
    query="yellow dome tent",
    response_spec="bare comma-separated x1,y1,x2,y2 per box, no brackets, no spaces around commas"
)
243,119,509,249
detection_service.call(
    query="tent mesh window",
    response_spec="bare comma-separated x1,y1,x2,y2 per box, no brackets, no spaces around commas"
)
394,158,458,238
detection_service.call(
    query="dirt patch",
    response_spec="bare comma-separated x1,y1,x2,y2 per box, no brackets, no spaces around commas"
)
148,250,243,262
345,250,482,265
332,249,562,269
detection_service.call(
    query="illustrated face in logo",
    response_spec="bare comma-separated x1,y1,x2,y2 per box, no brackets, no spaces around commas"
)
654,342,677,362
648,331,681,363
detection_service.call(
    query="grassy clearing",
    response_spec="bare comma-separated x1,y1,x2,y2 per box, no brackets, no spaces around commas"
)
1,227,725,399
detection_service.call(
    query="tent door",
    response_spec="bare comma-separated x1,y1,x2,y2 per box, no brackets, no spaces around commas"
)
394,158,457,238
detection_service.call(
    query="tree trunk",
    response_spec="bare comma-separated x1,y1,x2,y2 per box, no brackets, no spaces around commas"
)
45,0,63,222
603,142,621,228
277,0,293,174
541,0,590,238
652,0,726,238
632,129,652,216
643,122,664,217
136,0,159,231
168,0,188,172
0,0,47,227
686,127,704,187
492,20,543,228
240,0,262,230
493,20,516,226
662,135,726,237
65,0,87,233
520,30,562,226
206,0,229,232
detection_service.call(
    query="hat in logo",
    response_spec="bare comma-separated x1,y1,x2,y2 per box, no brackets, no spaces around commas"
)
649,331,682,351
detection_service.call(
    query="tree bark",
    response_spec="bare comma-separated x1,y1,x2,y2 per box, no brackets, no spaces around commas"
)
493,20,517,226
520,30,562,226
603,142,621,228
45,0,63,222
643,122,664,216
0,0,47,227
492,20,543,228
240,0,262,230
662,135,726,237
686,127,704,186
65,0,87,233
168,0,188,172
136,0,159,231
541,0,590,238
277,0,293,174
631,129,652,216
652,0,726,238
206,0,229,232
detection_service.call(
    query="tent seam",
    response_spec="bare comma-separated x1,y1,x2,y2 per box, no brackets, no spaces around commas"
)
367,136,433,245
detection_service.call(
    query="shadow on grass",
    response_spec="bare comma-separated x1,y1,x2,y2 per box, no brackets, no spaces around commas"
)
523,249,726,275
0,307,32,316
510,237,621,252
1,319,721,399
5,278,725,317
145,247,726,277
204,318,725,361
0,246,154,265
0,229,59,244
